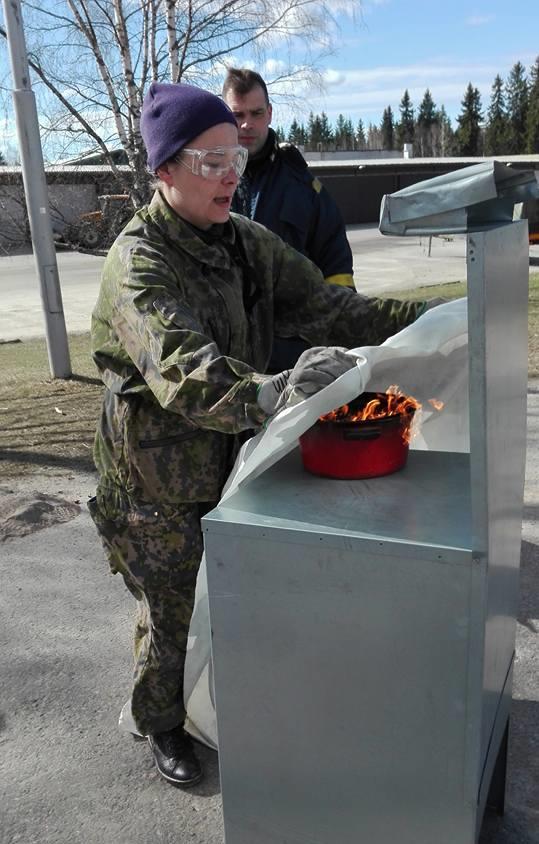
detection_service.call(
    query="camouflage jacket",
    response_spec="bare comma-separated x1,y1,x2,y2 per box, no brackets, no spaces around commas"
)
91,190,426,511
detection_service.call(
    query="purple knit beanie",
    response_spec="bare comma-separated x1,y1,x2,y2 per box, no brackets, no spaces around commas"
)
141,82,238,171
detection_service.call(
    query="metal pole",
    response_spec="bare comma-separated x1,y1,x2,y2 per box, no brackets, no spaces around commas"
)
2,0,71,378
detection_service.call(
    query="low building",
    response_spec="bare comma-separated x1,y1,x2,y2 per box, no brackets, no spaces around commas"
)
1,155,537,251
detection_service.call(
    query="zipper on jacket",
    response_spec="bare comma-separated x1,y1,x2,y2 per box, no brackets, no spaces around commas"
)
138,431,200,449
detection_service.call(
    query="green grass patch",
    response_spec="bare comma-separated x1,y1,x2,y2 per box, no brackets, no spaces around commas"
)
385,273,539,378
385,280,468,301
1,275,538,479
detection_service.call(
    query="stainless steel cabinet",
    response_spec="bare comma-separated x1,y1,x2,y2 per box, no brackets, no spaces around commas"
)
203,220,529,843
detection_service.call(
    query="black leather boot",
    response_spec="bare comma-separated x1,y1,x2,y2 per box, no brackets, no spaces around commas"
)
148,725,203,787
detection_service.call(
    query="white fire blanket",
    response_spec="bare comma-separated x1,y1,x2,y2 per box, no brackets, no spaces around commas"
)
180,297,469,748
119,299,469,744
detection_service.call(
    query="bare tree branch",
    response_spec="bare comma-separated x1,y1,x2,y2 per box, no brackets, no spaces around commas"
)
0,22,129,191
3,0,360,206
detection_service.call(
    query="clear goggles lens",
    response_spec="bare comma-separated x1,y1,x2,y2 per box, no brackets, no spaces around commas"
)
178,146,248,180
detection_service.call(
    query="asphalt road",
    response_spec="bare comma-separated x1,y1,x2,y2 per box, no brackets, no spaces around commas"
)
0,226,473,342
2,229,538,343
0,250,105,343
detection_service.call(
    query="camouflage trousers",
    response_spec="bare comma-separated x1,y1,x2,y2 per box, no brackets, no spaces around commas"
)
88,495,216,736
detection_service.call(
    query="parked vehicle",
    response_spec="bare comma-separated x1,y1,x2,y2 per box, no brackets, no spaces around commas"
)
66,194,132,250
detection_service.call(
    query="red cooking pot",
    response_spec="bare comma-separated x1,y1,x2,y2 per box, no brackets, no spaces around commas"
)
299,393,415,480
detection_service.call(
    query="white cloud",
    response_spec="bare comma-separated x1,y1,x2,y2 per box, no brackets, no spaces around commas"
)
361,0,390,12
322,68,346,86
326,0,360,12
264,59,287,76
324,62,501,88
465,15,495,26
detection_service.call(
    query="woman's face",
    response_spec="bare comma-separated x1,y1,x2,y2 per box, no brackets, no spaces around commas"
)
156,123,241,229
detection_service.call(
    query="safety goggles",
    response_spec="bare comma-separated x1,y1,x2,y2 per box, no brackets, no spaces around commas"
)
176,145,248,181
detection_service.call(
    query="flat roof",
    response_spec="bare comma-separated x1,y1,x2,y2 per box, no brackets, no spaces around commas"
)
307,154,539,171
0,155,537,177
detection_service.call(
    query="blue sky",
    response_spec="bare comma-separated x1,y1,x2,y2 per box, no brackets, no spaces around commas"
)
0,0,538,158
264,0,539,132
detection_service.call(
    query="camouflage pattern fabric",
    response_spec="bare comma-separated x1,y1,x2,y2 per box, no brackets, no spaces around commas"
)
91,189,426,507
90,189,427,733
88,496,215,735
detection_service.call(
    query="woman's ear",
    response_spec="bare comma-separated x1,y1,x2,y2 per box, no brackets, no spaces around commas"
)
156,162,173,186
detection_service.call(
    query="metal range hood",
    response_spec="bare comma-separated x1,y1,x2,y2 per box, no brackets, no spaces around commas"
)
379,160,539,236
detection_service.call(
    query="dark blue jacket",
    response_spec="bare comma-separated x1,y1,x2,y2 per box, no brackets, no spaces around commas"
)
231,133,353,287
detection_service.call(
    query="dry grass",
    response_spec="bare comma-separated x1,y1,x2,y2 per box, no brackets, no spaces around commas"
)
1,274,538,479
386,273,539,378
0,333,102,478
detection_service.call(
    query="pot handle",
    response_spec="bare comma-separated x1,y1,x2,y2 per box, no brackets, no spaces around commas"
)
343,428,381,441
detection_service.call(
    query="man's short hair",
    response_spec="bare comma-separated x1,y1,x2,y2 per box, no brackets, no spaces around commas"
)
222,68,270,106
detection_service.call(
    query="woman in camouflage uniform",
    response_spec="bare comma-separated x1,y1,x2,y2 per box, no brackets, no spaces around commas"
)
89,82,429,787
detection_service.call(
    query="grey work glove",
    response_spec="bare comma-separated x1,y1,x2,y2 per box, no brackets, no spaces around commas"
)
283,346,358,406
423,296,448,311
257,369,291,415
257,347,358,416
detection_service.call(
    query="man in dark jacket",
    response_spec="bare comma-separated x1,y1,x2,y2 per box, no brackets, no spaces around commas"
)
222,68,354,370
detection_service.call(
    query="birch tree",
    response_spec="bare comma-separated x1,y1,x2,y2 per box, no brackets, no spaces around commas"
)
2,0,359,204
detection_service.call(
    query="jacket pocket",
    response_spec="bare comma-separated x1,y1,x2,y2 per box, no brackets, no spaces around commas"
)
123,400,228,503
138,430,201,449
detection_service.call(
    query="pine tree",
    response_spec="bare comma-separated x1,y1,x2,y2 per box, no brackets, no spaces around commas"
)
396,89,414,149
484,75,509,155
334,114,347,149
274,126,286,143
334,115,355,150
506,61,529,154
526,56,539,153
355,119,366,150
0,151,6,165
319,112,333,147
367,123,382,149
381,106,395,150
307,112,321,149
288,119,306,145
434,106,454,156
416,89,438,157
343,118,355,150
455,83,483,155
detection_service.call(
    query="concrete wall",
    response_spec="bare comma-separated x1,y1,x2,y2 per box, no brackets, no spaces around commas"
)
304,150,403,162
0,166,131,250
1,156,537,249
309,156,539,226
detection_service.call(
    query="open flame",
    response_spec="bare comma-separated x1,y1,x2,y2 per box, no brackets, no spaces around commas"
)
320,385,420,424
319,386,444,444
428,398,445,411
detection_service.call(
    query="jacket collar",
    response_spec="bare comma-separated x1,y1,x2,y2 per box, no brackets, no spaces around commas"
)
245,128,277,176
147,189,237,270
